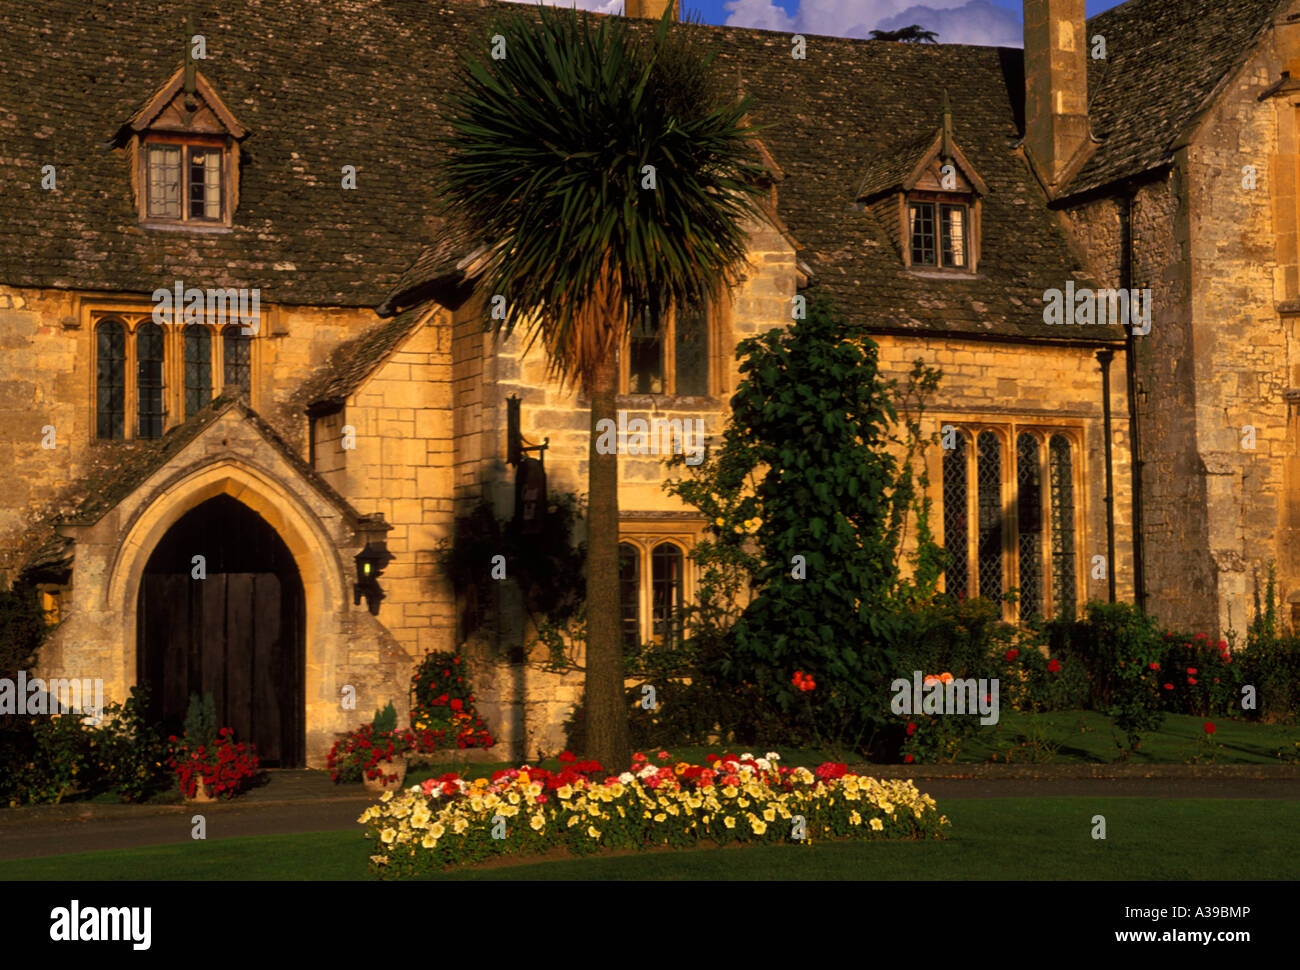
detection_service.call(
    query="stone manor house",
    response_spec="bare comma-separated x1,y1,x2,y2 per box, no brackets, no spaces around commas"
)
2,0,1297,765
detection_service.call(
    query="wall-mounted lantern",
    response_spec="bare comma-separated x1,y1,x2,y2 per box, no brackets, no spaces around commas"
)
507,395,549,535
354,540,393,615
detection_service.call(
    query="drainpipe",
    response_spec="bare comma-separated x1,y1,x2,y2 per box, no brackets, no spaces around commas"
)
1096,348,1117,603
1120,187,1148,612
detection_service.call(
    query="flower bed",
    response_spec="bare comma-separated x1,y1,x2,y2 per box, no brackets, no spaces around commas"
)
360,751,949,877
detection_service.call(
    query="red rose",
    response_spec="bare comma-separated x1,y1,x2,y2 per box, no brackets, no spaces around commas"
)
904,754,914,764
1149,662,1160,671
906,722,916,736
633,752,647,762
450,699,463,711
1216,639,1227,650
1047,659,1061,673
1005,649,1019,662
1204,722,1216,734
453,657,460,664
1163,683,1173,690
1188,677,1197,685
1187,667,1198,675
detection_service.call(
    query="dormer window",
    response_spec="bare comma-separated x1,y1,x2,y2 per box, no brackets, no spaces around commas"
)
856,92,987,276
909,199,969,268
121,60,247,230
145,141,224,223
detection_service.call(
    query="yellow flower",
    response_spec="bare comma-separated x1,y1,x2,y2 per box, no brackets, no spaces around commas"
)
715,517,725,527
380,828,396,844
587,826,601,839
530,813,545,831
763,807,776,822
870,817,884,831
654,813,667,822
722,785,738,798
557,785,573,800
724,816,736,829
420,833,437,849
849,811,862,825
452,817,469,834
751,818,767,835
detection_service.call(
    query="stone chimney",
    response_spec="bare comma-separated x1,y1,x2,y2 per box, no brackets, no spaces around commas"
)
1023,0,1089,190
624,0,678,20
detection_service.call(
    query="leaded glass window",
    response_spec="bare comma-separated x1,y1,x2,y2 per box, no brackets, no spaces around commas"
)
96,320,126,440
1049,434,1077,621
137,322,165,439
909,203,936,265
1016,433,1043,622
675,301,709,397
629,307,664,395
146,145,182,219
184,325,212,419
942,428,970,598
188,147,222,220
651,542,684,645
619,543,640,651
222,324,251,395
977,430,1003,600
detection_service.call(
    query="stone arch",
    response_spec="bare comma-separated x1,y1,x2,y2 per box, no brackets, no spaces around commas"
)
105,457,351,699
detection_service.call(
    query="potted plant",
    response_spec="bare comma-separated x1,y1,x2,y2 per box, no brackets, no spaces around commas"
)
328,703,412,791
166,693,260,801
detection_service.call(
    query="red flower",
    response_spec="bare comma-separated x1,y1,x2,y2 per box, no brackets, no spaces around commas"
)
1005,648,1019,662
453,657,460,664
1204,722,1216,734
632,752,647,762
1213,678,1220,684
904,754,914,764
657,750,671,761
906,722,916,736
450,698,463,712
705,754,719,764
1187,667,1198,675
1047,659,1062,674
559,750,576,763
1216,639,1227,650
1149,662,1160,671
1188,677,1197,685
1163,683,1173,690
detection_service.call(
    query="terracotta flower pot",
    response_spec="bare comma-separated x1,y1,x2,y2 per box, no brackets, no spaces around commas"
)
363,756,407,793
184,777,216,803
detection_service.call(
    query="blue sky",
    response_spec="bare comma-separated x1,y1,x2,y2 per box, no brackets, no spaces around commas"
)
691,0,1128,46
515,1,1130,46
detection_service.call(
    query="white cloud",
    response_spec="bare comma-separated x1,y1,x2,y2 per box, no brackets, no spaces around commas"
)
723,0,1023,47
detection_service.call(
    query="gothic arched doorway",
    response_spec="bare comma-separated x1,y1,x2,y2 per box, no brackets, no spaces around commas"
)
136,494,306,766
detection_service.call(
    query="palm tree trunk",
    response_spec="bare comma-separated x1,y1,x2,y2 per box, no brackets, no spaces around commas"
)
584,353,631,772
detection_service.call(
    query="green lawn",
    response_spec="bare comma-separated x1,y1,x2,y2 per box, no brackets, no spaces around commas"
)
4,797,1293,880
957,711,1300,765
402,715,1298,788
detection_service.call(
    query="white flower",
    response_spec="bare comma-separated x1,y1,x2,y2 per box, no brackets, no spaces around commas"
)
765,752,781,762
618,772,635,784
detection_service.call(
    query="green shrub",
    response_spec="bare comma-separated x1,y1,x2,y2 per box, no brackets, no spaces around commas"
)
372,702,397,735
181,692,217,751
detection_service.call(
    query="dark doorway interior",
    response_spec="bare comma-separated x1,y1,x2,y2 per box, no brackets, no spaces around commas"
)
136,494,306,767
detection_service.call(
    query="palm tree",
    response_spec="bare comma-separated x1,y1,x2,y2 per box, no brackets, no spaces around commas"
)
869,25,939,43
436,7,766,771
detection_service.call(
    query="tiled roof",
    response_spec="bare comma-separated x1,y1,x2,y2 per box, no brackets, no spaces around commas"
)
0,0,505,307
58,394,360,527
1,0,1273,336
303,303,430,408
1068,0,1282,196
